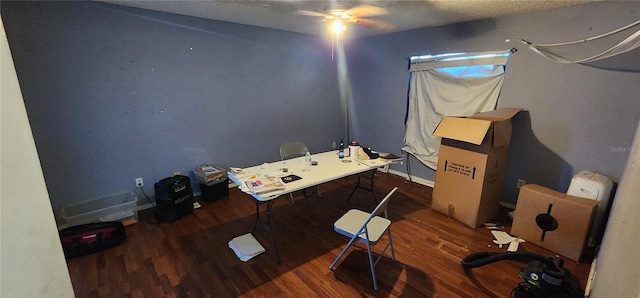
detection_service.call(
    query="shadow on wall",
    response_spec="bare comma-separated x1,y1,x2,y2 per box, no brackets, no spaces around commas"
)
583,48,640,73
502,111,573,205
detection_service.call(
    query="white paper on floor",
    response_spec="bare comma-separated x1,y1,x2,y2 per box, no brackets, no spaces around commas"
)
228,233,266,262
491,230,525,252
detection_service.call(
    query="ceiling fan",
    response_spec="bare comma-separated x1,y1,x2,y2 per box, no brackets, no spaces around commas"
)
295,4,396,33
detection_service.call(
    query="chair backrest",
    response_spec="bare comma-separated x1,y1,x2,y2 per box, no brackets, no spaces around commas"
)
354,186,398,238
280,142,309,160
370,187,398,218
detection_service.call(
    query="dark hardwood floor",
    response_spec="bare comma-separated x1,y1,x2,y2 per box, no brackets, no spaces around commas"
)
66,172,593,297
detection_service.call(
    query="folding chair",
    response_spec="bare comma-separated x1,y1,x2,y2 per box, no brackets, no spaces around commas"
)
329,186,398,290
279,141,320,204
279,141,309,161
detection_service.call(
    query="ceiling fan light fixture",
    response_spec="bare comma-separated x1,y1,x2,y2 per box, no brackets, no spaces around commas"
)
331,19,346,35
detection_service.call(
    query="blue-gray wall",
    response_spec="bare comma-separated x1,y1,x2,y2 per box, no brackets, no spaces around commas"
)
2,2,344,222
347,1,640,204
3,1,639,224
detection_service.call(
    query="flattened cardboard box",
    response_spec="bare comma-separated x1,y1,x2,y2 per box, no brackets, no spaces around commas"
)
511,184,598,261
432,108,521,228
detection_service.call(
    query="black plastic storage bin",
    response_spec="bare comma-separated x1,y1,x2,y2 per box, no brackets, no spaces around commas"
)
200,178,229,202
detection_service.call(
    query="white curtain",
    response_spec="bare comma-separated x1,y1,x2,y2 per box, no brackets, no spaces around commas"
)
402,51,510,170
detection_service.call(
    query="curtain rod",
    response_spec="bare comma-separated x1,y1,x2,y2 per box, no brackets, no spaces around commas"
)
404,48,517,61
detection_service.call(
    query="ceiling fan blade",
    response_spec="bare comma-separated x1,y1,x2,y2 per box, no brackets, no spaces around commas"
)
295,9,330,18
353,18,396,30
344,4,388,18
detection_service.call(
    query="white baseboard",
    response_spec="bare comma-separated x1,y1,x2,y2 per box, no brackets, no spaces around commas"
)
386,168,435,188
384,169,514,208
499,201,516,209
585,258,597,297
137,202,155,211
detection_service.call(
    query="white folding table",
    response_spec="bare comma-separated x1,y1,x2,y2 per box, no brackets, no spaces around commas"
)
227,150,396,262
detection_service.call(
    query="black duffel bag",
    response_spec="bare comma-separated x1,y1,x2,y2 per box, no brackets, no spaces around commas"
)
59,221,126,259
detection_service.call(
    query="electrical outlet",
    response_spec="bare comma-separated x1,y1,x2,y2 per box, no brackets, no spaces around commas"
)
332,141,337,149
516,179,526,189
135,177,144,187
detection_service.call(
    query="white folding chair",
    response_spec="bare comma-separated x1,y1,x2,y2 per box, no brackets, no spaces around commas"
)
329,186,398,290
279,141,320,204
280,141,309,161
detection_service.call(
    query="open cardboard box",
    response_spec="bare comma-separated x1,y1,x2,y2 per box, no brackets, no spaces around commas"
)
431,108,521,228
511,184,598,261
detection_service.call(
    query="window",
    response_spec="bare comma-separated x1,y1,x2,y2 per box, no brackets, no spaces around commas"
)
403,50,511,169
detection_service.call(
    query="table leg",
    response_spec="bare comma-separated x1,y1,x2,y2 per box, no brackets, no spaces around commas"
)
347,168,378,204
405,151,413,183
251,199,281,263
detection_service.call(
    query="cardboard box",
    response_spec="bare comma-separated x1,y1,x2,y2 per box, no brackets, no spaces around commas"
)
511,184,598,261
431,108,521,228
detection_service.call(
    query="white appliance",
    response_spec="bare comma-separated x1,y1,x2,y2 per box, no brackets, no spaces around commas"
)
566,170,614,247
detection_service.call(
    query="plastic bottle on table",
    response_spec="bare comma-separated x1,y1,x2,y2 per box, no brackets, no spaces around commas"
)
305,150,312,165
338,140,345,159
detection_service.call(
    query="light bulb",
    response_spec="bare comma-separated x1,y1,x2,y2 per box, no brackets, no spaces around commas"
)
331,19,346,35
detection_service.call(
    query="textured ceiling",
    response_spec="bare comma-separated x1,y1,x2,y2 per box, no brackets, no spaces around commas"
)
101,0,597,38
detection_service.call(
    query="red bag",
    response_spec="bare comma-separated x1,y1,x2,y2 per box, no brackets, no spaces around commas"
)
59,221,126,259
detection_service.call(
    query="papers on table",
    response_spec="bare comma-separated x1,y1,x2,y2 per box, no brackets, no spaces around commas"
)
245,177,286,194
228,233,265,262
356,158,391,167
230,167,244,174
379,152,403,161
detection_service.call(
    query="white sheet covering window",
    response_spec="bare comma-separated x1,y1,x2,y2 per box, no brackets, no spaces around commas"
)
402,51,510,170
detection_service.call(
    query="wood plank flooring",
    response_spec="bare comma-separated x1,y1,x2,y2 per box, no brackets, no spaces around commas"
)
66,172,593,297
